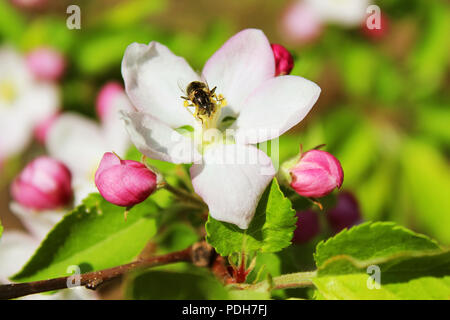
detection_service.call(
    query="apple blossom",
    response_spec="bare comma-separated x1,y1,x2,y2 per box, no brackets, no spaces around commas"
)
11,156,72,210
289,149,344,198
95,152,157,207
292,210,321,243
281,1,323,43
271,44,294,76
326,191,362,232
0,47,59,160
33,112,60,144
26,47,66,82
46,111,132,204
304,0,372,27
120,29,321,229
96,82,127,122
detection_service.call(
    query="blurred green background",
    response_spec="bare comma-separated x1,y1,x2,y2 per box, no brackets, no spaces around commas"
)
0,0,449,290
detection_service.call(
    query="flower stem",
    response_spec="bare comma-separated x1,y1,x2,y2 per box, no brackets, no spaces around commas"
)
163,182,207,209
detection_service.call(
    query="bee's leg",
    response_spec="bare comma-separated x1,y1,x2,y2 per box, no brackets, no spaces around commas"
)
217,94,227,107
210,86,216,95
181,96,189,100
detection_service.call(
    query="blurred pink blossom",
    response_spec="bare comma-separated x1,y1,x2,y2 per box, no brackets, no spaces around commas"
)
26,47,66,82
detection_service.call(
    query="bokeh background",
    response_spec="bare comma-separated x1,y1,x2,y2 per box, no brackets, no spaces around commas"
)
0,0,449,299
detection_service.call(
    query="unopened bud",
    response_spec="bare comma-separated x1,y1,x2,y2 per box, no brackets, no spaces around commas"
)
292,210,321,244
94,152,157,207
271,43,294,76
11,157,72,210
289,149,344,198
96,82,126,122
326,191,362,232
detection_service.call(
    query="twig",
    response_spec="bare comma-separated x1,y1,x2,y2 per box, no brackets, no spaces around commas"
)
163,183,207,209
229,271,317,291
0,242,213,300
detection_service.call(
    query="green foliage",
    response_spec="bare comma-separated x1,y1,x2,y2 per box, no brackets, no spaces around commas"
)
400,139,450,244
0,218,3,240
126,269,229,300
12,194,160,282
206,179,296,256
313,222,450,299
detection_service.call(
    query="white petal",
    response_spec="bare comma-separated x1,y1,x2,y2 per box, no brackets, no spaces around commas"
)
10,202,64,241
202,29,275,117
46,113,106,180
18,82,60,125
102,93,133,157
0,231,39,282
233,75,320,144
305,0,370,26
122,111,202,164
190,144,275,229
121,42,199,128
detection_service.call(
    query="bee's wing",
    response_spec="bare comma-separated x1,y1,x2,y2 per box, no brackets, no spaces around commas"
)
177,78,189,95
199,73,210,90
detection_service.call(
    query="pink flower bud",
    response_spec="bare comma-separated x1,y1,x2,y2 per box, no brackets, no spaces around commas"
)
281,1,323,44
292,210,320,243
271,44,294,76
326,191,362,232
26,47,66,82
290,149,344,198
34,112,60,144
362,13,389,40
96,82,125,122
11,157,72,210
95,152,157,207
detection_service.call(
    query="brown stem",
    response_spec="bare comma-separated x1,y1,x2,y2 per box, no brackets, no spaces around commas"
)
0,242,213,300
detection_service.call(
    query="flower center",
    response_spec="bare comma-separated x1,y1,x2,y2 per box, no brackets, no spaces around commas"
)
0,80,17,105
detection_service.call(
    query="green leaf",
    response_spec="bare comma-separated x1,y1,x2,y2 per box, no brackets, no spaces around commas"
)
206,179,296,256
0,218,3,239
126,269,228,300
400,139,450,244
12,193,159,282
313,222,450,299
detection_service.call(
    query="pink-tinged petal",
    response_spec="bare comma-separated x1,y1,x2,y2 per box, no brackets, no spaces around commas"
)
94,152,121,181
26,47,66,82
234,75,321,144
202,29,275,117
96,82,125,121
122,111,202,164
34,112,60,144
121,42,199,128
281,1,323,43
190,144,275,229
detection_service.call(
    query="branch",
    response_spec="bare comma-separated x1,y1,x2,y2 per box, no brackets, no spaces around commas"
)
229,271,317,291
0,242,213,300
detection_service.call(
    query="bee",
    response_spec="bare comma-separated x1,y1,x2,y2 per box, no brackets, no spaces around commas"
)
180,81,225,124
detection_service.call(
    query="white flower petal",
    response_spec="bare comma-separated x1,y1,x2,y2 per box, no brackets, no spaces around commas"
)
122,42,200,128
102,93,133,157
190,144,275,229
202,29,275,117
122,111,202,164
10,202,64,240
46,113,106,180
305,0,371,27
233,75,321,144
0,231,39,282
